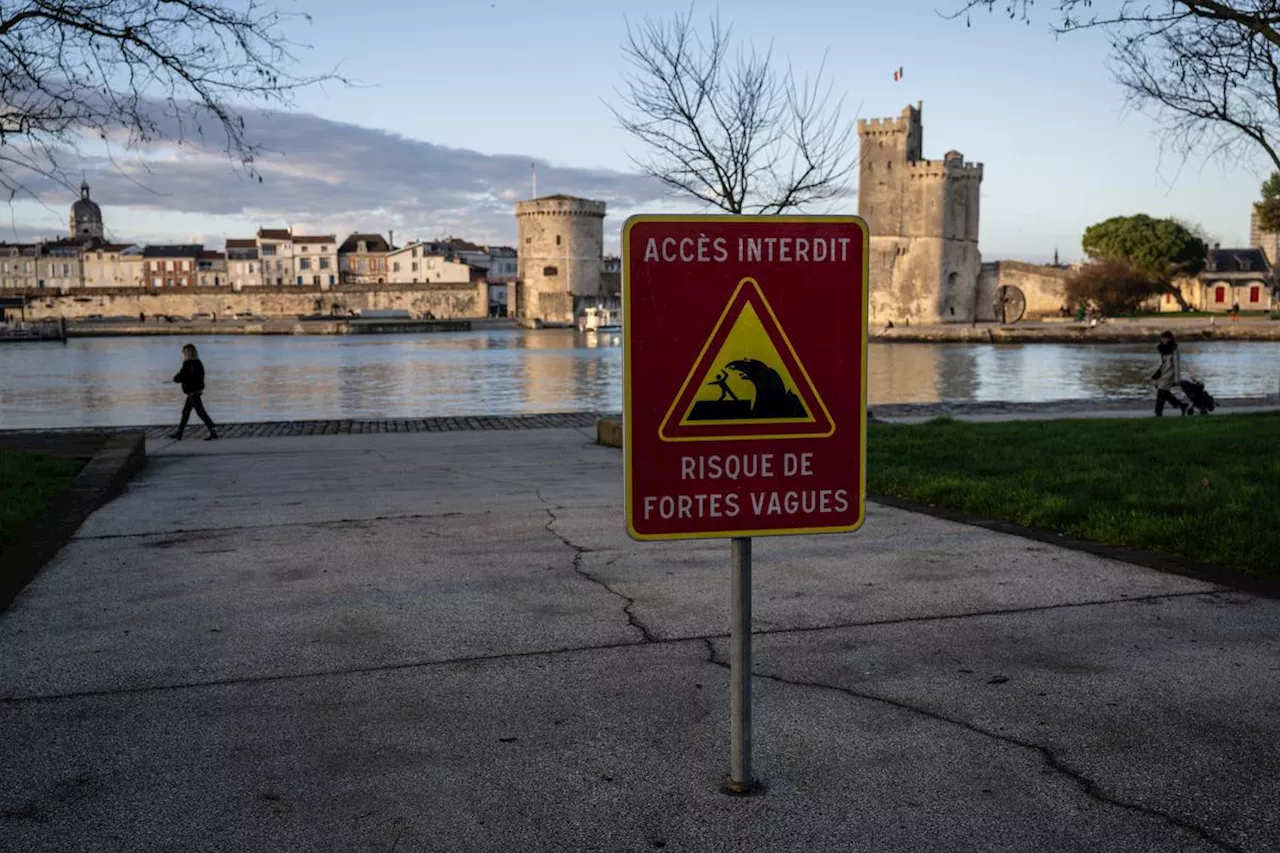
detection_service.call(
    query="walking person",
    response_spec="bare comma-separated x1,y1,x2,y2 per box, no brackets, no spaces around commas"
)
1151,330,1188,417
171,343,218,440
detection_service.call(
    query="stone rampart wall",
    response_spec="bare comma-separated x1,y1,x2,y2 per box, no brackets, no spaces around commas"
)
976,262,1071,321
17,282,488,321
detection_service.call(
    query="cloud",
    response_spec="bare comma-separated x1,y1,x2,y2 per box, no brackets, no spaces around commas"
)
16,106,675,248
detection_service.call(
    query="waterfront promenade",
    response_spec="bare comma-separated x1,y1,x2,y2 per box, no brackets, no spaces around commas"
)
1,421,1278,851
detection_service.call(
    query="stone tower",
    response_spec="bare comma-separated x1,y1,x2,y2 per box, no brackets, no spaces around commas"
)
70,181,104,242
857,104,983,324
514,194,605,327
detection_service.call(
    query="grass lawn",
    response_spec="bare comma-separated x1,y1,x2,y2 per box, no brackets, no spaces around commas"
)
0,452,84,555
866,413,1280,579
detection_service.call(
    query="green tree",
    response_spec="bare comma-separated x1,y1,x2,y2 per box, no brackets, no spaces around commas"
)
1081,214,1207,311
1256,173,1280,234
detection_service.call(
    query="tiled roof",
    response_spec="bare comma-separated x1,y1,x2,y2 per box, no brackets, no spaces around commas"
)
142,244,203,258
226,238,256,249
293,235,336,244
1203,248,1271,276
257,228,292,240
339,233,390,253
199,250,226,260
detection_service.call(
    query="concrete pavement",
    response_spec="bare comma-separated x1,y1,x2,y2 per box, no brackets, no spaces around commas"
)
1,426,1277,852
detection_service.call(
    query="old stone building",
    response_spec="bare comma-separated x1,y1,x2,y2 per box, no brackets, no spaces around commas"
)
70,181,104,242
514,194,605,327
858,103,983,324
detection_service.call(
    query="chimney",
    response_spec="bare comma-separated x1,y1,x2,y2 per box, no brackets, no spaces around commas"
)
388,230,394,250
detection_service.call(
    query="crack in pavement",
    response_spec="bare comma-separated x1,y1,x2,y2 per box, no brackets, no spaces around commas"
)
2,591,1222,705
536,490,655,644
701,638,1245,853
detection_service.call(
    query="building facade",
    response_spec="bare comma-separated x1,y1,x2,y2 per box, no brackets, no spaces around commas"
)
83,243,138,287
197,251,227,287
255,228,295,286
142,245,202,288
857,103,983,325
514,194,605,327
293,235,338,289
338,233,391,284
385,242,474,284
1197,247,1275,311
226,239,259,291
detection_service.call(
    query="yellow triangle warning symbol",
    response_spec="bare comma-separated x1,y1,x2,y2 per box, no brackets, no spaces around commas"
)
659,278,834,442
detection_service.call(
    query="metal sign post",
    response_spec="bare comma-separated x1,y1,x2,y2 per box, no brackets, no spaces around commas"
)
726,536,754,793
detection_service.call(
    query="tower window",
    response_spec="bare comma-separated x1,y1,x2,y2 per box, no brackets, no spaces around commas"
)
556,235,561,245
543,266,558,276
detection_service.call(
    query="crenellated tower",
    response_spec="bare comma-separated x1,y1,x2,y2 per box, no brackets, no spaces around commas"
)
857,104,983,324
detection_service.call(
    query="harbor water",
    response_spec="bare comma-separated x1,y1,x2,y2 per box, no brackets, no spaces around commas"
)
1,328,1278,429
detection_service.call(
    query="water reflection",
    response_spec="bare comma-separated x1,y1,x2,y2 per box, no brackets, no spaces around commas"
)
0,330,1277,429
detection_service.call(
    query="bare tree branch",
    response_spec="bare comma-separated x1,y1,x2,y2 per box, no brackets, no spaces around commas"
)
608,6,856,214
944,1,1280,175
0,0,346,201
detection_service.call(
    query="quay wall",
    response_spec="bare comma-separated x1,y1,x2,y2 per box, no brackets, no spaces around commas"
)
16,281,489,321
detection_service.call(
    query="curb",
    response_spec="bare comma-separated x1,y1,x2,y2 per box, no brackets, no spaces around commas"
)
0,433,147,611
593,418,1277,597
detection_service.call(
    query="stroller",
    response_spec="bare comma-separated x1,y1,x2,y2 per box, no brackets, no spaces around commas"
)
1180,378,1216,415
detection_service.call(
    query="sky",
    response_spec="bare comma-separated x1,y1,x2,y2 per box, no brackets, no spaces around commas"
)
3,0,1272,261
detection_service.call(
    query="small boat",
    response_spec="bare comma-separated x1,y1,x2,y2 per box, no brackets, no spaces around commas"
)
578,305,622,333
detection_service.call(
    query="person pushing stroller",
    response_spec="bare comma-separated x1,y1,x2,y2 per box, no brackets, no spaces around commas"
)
1151,331,1189,417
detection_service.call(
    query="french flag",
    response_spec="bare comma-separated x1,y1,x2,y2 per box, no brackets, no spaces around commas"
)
893,67,904,82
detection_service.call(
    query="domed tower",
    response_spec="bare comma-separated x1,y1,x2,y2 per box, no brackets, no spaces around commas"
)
70,181,104,242
514,194,605,327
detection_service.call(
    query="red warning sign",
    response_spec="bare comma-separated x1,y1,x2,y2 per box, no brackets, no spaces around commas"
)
623,215,869,540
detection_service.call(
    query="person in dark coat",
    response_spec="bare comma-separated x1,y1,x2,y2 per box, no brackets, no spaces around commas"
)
171,343,218,440
1151,330,1188,417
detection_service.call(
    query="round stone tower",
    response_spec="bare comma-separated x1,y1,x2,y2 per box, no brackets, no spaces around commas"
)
70,181,104,242
514,194,605,328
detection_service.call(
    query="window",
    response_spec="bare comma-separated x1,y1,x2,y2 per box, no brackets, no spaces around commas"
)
1215,286,1226,303
296,276,303,285
249,263,255,274
356,259,367,273
319,258,330,270
1250,285,1261,303
152,277,160,287
313,276,320,286
411,262,418,272
166,278,174,287
300,246,308,252
328,275,335,286
555,235,561,245
412,248,418,258
63,263,70,276
299,258,311,270
261,243,277,256
200,276,208,287
543,265,558,276
393,262,401,272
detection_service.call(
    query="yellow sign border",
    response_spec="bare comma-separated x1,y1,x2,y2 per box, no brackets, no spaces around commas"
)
622,214,870,542
658,276,834,440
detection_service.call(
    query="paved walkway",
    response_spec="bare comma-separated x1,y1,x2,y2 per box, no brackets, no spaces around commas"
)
1,427,1277,852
